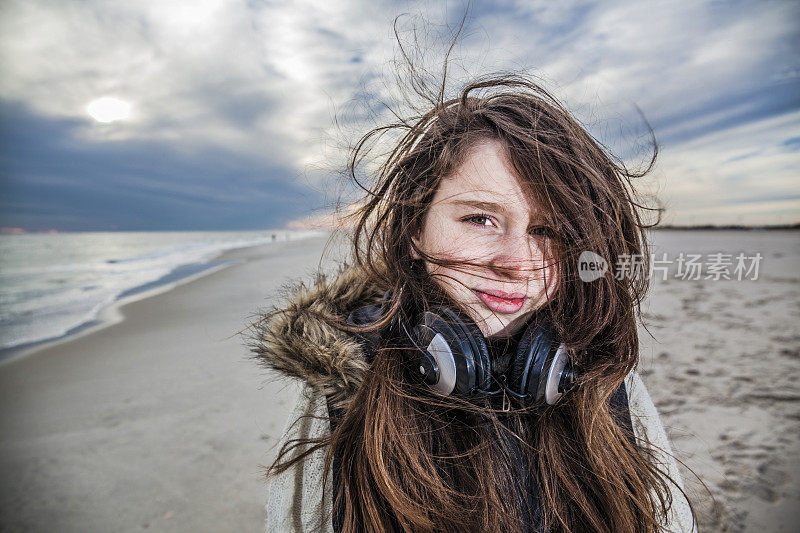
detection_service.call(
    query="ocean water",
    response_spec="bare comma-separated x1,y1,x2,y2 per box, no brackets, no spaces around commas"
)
0,230,322,354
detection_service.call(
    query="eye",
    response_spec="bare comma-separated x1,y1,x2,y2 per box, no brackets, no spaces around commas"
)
462,213,495,227
528,226,554,238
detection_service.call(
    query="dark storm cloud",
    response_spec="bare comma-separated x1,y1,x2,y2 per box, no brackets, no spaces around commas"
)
0,100,311,231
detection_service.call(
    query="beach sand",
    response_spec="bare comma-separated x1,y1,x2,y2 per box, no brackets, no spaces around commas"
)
637,230,800,531
0,230,797,532
0,234,347,532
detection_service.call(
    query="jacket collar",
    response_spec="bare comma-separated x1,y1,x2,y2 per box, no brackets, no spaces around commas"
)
247,265,385,411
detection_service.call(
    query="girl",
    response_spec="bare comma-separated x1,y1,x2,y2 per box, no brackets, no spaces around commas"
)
248,76,695,532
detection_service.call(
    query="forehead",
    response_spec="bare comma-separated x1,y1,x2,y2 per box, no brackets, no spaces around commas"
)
432,140,534,212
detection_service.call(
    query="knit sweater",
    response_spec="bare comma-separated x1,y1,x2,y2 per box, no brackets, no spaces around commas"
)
249,266,696,532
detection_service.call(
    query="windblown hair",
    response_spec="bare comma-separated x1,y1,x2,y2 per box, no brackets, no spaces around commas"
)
263,72,694,532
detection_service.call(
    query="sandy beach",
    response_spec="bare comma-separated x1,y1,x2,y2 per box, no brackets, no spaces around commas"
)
0,230,797,532
638,230,800,531
0,234,346,532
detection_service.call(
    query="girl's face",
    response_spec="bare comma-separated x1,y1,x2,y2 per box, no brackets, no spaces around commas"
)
413,139,558,338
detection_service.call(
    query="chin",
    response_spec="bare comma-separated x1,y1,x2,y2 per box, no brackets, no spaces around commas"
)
474,314,522,338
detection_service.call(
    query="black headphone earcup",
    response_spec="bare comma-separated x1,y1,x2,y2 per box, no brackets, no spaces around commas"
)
412,306,492,395
436,307,492,393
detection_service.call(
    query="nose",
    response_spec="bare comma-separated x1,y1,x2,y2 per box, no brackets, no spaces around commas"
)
486,233,537,280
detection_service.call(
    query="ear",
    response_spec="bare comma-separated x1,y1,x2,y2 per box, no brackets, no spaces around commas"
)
410,235,422,260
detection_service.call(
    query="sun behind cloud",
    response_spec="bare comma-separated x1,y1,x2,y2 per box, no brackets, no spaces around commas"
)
86,97,131,123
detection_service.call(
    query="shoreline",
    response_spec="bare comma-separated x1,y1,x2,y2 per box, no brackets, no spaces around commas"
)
654,224,800,231
0,233,325,366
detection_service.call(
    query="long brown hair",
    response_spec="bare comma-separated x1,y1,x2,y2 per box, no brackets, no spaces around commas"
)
263,72,694,531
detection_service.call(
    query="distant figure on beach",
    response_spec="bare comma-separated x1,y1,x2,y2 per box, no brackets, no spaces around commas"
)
248,72,696,532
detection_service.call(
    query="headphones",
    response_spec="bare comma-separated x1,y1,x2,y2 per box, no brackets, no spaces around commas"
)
398,305,579,408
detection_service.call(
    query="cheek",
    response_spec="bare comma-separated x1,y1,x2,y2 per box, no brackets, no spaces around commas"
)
537,247,560,299
419,220,470,259
525,241,559,296
543,259,559,299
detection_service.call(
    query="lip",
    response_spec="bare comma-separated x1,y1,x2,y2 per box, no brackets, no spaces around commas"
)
473,289,528,314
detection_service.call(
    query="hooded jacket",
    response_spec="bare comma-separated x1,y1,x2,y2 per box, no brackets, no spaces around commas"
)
249,266,695,532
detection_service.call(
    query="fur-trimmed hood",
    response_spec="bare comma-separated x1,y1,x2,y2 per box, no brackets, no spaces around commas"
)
247,265,385,411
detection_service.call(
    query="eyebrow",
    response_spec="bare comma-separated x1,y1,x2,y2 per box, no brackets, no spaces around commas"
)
447,199,510,215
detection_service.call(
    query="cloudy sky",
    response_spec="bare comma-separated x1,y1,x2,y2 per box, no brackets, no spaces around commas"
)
0,0,797,231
